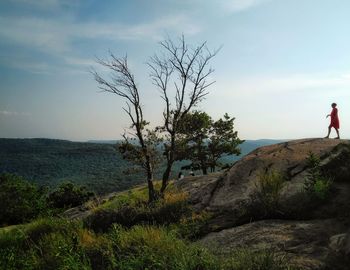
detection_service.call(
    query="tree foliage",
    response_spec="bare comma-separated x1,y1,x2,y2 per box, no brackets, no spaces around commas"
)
0,173,47,226
177,111,243,174
47,181,95,209
0,174,95,226
207,113,243,172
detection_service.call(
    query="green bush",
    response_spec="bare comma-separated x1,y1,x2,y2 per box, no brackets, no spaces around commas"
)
47,181,95,209
250,170,285,218
0,218,83,270
0,218,118,270
170,211,212,240
0,173,48,226
313,178,332,200
79,230,115,270
304,152,332,200
85,190,191,232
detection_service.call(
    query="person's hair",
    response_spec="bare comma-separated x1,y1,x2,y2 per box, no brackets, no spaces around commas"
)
332,102,337,107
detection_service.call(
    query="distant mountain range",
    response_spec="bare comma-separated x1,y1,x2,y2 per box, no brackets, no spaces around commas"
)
87,139,285,159
0,138,285,194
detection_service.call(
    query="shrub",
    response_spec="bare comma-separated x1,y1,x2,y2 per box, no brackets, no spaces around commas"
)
85,189,191,232
250,170,285,218
304,152,332,200
79,229,116,270
0,173,48,226
36,232,89,270
313,178,332,200
0,218,118,270
171,211,212,240
47,181,95,209
0,218,85,270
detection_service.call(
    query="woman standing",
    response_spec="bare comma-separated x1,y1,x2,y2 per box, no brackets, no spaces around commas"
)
325,103,340,139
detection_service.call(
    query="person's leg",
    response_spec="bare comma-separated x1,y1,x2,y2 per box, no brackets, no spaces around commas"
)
325,126,331,138
335,128,340,139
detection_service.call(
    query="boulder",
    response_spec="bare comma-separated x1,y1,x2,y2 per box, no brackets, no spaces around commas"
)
177,138,350,268
199,219,347,270
207,138,350,210
176,138,350,229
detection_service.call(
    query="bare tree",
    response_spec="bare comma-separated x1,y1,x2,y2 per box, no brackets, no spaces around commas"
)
91,54,158,202
148,36,219,193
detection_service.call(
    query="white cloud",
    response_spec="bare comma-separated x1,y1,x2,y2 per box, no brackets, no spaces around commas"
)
216,71,350,98
0,16,71,53
63,56,94,68
222,0,272,13
183,0,273,14
0,14,200,54
0,110,31,116
0,13,201,73
5,0,80,9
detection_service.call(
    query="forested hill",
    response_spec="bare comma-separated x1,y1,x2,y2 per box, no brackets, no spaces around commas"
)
0,138,136,194
0,138,284,194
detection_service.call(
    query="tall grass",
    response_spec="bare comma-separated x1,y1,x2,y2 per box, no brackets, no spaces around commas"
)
0,218,91,270
85,186,191,232
108,224,219,270
222,249,300,270
0,181,301,270
0,218,217,270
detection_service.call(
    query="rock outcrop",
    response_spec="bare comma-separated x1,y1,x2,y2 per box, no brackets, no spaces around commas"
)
176,139,350,223
199,219,347,270
175,138,350,269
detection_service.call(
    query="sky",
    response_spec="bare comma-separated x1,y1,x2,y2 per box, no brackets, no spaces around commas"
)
1,0,350,141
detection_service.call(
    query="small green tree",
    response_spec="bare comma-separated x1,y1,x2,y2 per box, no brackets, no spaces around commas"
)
177,111,212,174
304,152,332,200
0,174,48,225
177,111,242,174
207,113,243,172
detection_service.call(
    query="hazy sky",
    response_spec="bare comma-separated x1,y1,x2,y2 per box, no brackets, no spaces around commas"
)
1,0,350,140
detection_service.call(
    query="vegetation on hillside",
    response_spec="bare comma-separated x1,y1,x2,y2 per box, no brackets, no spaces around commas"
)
0,138,181,194
247,153,335,221
0,138,283,196
0,138,136,194
0,174,94,226
0,184,299,270
0,174,48,226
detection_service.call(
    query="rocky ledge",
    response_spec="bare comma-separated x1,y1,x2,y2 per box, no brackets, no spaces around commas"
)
176,138,350,269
